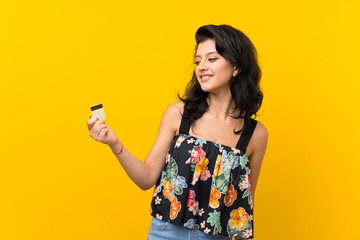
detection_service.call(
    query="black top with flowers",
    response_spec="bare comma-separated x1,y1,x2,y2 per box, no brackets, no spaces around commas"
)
150,109,258,239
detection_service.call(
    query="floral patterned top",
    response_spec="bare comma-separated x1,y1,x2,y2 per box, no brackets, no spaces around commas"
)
150,110,258,239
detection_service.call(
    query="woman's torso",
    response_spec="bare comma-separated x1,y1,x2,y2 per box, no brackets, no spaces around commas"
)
150,103,257,239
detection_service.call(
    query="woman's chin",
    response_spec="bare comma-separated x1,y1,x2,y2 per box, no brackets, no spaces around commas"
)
199,84,211,92
200,86,210,92
199,83,217,92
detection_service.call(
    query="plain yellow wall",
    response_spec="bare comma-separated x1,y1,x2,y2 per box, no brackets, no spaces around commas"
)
1,0,359,239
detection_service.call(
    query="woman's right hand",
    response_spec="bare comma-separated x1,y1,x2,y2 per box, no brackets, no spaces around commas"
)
87,116,120,147
85,102,181,190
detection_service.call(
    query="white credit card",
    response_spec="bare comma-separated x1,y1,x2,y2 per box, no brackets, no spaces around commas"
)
90,103,106,120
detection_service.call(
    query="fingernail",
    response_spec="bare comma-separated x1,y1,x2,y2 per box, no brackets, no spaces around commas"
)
89,116,92,119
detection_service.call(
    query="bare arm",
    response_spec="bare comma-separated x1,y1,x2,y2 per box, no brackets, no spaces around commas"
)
232,123,268,240
88,102,182,190
248,121,268,199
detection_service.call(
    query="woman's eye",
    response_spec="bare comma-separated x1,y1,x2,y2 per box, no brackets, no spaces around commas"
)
194,58,217,65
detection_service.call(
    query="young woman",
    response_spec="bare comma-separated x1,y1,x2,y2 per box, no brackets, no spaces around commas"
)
87,24,268,240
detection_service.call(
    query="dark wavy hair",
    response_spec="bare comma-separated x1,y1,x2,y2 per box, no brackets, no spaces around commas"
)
177,24,263,134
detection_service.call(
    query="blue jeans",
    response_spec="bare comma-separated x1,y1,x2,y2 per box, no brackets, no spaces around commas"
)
147,217,232,240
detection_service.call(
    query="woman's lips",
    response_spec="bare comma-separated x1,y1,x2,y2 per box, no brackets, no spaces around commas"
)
199,75,213,82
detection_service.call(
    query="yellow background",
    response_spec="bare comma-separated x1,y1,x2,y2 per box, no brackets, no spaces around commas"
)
1,0,359,239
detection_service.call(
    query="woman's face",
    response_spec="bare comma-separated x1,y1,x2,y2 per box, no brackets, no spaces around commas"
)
194,39,238,93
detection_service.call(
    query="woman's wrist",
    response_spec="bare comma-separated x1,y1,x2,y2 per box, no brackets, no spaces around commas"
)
109,140,123,154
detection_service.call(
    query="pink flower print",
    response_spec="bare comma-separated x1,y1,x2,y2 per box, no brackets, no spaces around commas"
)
244,229,253,238
200,220,206,228
196,146,206,155
188,201,199,215
156,213,163,220
204,227,211,234
187,198,194,206
175,136,186,148
190,146,205,163
248,174,253,197
200,169,211,181
187,138,195,144
187,190,196,207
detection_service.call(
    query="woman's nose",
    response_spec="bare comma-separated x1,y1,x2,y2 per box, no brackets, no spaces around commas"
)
198,60,208,70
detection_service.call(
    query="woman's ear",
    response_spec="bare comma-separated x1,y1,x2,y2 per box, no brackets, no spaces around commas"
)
233,66,239,77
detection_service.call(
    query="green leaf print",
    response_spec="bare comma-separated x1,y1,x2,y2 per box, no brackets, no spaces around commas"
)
239,155,248,169
174,186,183,195
190,161,196,174
227,223,243,239
207,211,219,226
242,190,250,198
214,170,231,194
244,220,252,229
195,138,207,146
228,151,235,161
239,175,247,182
166,157,178,181
207,210,222,234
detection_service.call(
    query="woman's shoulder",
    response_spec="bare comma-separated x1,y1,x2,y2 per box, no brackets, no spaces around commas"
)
247,119,268,156
166,101,185,117
249,121,268,148
252,120,268,140
163,101,185,135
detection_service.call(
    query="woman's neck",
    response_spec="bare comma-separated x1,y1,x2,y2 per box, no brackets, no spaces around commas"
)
206,91,238,121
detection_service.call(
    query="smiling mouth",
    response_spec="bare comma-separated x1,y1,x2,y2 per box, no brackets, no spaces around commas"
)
200,75,213,81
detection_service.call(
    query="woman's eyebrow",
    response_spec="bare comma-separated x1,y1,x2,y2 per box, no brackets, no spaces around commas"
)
195,52,218,58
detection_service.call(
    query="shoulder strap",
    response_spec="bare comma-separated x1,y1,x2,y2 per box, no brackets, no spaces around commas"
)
179,107,192,135
236,118,258,154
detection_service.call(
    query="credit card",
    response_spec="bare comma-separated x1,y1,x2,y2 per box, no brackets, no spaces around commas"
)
90,103,106,120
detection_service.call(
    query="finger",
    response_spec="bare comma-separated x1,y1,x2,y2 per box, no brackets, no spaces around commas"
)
90,124,104,138
87,116,99,130
97,123,107,129
90,121,106,133
98,128,108,141
92,124,107,136
89,120,104,133
92,123,106,134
